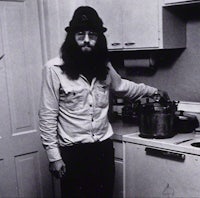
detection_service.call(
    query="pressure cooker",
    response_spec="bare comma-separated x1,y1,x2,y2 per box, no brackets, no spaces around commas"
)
137,93,199,138
138,93,177,139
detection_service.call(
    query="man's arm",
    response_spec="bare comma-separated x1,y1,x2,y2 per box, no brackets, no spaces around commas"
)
107,62,158,100
38,65,66,178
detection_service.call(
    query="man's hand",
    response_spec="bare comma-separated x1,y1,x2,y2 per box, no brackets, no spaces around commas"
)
157,89,170,101
152,89,170,102
49,159,66,178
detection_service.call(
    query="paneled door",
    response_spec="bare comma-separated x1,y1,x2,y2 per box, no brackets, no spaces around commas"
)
0,0,53,197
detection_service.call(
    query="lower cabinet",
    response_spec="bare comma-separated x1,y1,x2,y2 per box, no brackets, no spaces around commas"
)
113,140,124,198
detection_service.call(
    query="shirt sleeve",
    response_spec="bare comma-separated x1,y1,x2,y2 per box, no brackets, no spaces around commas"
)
107,62,158,100
38,65,62,162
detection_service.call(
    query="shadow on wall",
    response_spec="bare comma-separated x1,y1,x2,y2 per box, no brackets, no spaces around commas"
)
110,49,185,77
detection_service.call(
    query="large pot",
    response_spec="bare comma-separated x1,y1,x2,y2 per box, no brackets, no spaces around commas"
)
138,93,178,139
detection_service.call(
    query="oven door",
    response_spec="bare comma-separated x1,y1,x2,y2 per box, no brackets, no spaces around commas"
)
124,142,200,197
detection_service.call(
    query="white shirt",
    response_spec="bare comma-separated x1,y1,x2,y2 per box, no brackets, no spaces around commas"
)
39,57,157,162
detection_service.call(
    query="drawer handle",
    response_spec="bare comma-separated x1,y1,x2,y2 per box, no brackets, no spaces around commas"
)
124,42,135,46
145,147,185,162
111,43,121,46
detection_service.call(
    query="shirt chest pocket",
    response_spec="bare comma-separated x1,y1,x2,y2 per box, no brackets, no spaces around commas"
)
59,88,86,110
94,84,109,108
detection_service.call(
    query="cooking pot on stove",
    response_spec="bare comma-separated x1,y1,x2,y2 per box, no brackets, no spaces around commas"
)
174,110,199,133
138,93,178,139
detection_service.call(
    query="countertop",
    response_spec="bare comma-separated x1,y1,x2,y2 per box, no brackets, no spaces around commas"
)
111,120,138,141
110,120,200,155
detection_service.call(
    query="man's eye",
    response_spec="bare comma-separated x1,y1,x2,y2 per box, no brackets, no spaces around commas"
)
89,32,97,36
77,32,84,36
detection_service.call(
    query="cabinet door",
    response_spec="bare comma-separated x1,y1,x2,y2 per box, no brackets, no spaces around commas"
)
44,0,86,59
123,0,159,49
114,160,123,198
113,140,124,198
85,0,123,50
124,143,200,197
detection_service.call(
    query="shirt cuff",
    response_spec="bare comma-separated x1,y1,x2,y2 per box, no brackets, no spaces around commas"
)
46,148,62,162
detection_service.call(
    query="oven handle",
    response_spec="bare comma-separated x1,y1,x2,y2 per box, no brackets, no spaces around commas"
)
145,147,185,162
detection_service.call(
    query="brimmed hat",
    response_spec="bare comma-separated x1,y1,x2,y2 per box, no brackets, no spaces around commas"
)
65,6,107,33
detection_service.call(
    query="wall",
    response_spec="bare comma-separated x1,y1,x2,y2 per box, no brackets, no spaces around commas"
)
114,9,200,102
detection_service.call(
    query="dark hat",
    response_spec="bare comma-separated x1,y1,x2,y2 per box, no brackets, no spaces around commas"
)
65,6,107,33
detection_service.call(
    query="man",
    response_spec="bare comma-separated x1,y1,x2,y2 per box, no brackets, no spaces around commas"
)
39,6,168,198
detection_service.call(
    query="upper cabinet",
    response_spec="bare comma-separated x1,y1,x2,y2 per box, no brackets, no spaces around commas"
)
123,0,160,49
164,0,200,6
43,0,86,59
85,0,123,50
44,0,186,54
86,0,186,51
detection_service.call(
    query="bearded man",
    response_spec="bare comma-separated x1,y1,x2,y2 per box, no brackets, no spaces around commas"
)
39,6,167,198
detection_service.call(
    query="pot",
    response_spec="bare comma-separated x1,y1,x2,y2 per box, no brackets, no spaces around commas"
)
138,93,177,139
173,110,199,133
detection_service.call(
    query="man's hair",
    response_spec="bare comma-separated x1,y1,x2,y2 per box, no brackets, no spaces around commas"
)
60,31,109,81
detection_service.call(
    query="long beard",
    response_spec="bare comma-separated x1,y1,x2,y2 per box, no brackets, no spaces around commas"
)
76,49,98,78
60,35,108,81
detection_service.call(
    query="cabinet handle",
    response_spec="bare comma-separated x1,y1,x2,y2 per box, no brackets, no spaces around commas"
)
145,147,185,162
111,43,121,46
0,54,5,60
124,42,135,46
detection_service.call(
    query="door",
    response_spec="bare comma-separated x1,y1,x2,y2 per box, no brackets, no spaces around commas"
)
0,0,53,197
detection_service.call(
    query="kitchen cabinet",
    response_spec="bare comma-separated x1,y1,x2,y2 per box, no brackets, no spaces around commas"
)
43,0,86,59
113,140,124,198
123,133,200,197
123,0,160,49
164,0,200,6
85,0,123,50
45,0,186,53
86,0,186,50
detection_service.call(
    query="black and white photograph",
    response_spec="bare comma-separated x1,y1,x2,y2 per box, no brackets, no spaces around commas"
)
1,0,200,197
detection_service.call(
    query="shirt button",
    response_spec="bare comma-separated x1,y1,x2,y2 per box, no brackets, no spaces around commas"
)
90,104,92,107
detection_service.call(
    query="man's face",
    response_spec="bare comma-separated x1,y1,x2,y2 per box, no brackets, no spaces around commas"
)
75,30,98,53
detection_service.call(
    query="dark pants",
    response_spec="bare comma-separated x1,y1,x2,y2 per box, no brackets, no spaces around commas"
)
60,139,115,198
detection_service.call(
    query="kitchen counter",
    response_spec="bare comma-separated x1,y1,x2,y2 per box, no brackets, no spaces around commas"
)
111,120,138,141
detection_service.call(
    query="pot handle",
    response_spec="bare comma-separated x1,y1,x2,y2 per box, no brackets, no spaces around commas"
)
145,147,185,162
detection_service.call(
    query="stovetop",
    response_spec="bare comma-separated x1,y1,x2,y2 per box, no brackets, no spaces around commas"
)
123,132,200,155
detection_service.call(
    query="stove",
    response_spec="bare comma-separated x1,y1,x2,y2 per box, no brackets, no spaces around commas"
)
123,104,200,198
123,131,200,197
